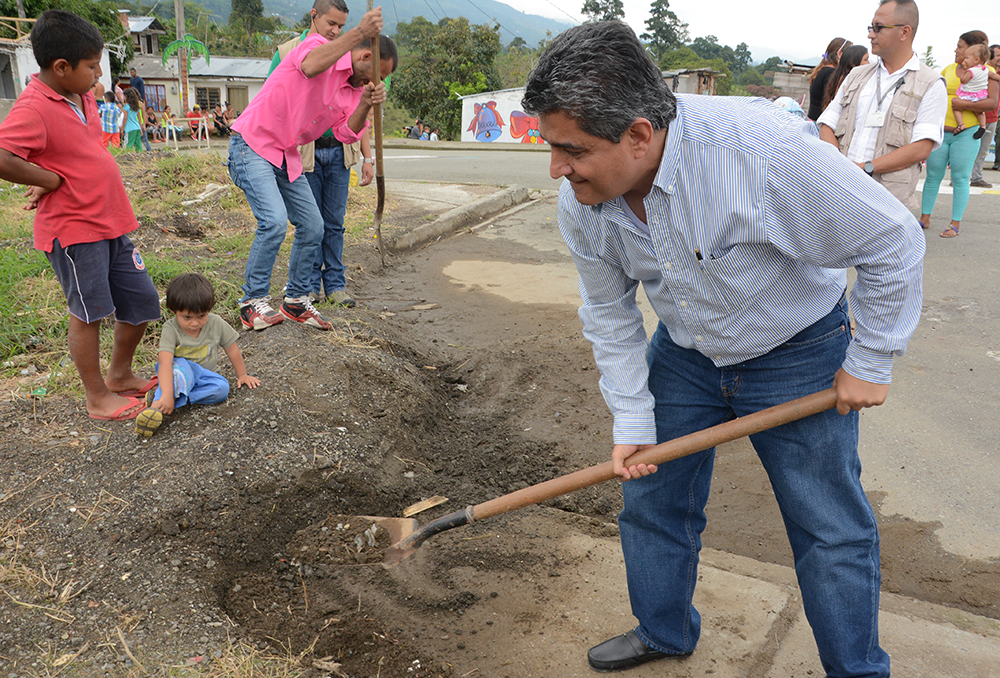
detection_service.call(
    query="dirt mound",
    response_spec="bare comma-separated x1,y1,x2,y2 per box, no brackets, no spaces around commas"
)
0,284,594,676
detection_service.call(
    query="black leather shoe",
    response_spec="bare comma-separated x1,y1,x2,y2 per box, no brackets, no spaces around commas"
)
587,630,688,672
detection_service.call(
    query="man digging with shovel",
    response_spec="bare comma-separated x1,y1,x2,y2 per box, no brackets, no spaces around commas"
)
522,22,923,677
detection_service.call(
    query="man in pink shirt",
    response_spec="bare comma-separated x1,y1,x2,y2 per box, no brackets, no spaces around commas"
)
228,5,396,331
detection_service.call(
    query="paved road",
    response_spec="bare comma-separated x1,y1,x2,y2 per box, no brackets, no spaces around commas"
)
383,146,559,190
421,148,1000,563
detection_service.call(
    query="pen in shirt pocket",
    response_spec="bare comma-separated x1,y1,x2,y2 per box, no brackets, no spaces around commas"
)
695,248,713,260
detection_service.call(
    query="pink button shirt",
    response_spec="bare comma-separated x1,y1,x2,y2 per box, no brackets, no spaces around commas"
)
231,33,367,182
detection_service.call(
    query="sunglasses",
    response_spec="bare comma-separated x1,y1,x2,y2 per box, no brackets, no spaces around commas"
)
868,24,905,33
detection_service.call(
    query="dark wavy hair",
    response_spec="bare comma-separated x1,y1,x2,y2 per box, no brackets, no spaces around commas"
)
823,45,869,109
522,21,677,143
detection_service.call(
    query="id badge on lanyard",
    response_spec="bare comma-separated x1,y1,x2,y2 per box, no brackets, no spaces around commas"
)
866,108,887,127
867,69,905,128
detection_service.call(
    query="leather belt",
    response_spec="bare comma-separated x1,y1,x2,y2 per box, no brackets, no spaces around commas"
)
314,136,341,149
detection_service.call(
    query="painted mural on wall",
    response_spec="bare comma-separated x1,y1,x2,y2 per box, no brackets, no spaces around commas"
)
510,111,543,143
468,101,504,142
460,88,548,144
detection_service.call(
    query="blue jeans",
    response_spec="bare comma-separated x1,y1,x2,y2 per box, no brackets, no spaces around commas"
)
227,134,323,302
152,357,229,408
621,296,889,678
306,144,351,294
140,127,152,151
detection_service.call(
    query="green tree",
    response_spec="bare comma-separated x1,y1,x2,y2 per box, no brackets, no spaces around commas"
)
581,0,624,22
641,0,687,63
392,16,503,140
756,56,784,74
738,67,764,86
922,46,936,69
733,42,752,76
0,0,134,75
689,35,724,61
229,0,263,39
507,36,527,52
660,45,705,70
496,44,539,88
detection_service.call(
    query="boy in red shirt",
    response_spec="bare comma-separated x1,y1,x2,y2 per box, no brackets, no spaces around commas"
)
0,10,161,420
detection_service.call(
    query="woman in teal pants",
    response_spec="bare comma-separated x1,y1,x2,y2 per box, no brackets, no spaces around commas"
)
921,31,999,238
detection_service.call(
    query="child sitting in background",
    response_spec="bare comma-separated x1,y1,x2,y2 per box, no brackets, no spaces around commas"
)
136,272,260,437
955,43,1000,139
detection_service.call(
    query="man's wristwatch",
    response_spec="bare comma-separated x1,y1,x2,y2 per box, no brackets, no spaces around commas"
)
864,161,876,176
363,158,374,165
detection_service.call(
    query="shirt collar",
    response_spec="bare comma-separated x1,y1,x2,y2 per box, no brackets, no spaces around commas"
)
876,51,920,78
653,97,684,197
27,74,66,102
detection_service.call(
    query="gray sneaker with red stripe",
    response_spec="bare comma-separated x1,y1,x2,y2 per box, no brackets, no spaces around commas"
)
280,296,333,330
240,297,284,330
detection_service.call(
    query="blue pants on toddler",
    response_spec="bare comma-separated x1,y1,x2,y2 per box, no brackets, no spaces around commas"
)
152,356,229,408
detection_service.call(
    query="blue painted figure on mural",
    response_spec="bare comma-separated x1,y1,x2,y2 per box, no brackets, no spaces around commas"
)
468,101,504,141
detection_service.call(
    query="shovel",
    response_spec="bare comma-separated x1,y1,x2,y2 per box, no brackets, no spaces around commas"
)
381,387,839,566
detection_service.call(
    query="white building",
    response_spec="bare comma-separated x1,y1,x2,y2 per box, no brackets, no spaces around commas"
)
459,68,722,144
127,53,270,116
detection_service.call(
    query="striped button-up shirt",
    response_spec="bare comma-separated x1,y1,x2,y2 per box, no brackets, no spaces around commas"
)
559,94,925,445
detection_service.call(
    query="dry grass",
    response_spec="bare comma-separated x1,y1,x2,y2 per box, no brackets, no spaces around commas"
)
17,635,315,678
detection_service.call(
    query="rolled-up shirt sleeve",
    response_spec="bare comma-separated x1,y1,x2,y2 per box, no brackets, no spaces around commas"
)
911,78,947,148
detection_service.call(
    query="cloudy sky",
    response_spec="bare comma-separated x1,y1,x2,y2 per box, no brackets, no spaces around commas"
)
499,0,996,66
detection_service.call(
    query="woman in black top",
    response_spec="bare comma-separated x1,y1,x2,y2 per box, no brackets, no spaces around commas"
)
807,37,851,120
212,104,231,137
822,45,870,111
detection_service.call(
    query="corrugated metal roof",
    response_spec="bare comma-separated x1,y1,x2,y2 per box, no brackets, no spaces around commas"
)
128,16,166,34
126,54,271,81
188,56,270,80
128,54,177,80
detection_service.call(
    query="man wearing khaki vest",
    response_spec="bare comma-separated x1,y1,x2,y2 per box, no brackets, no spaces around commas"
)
818,0,945,212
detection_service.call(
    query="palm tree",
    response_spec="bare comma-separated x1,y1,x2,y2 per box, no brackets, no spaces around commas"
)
162,34,210,112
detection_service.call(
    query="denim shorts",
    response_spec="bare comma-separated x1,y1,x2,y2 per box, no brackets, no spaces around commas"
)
46,235,161,325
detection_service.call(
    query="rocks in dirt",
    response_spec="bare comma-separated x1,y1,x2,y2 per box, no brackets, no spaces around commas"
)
290,514,394,566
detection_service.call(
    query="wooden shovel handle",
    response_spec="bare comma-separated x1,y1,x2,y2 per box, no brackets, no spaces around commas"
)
470,387,838,522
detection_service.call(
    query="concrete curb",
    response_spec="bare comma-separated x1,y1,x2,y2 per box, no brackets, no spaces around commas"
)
383,185,531,253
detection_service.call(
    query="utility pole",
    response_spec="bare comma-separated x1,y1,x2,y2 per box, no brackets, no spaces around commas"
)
174,0,189,111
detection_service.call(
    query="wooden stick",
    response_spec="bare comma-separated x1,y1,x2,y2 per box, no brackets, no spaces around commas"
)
368,0,386,267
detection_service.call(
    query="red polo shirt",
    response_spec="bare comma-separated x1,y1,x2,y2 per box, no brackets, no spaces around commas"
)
0,77,137,252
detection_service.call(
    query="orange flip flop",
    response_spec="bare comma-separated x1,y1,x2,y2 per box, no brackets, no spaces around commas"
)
89,397,144,421
114,376,159,397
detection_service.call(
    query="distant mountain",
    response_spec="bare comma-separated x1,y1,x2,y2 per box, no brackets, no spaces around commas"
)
262,0,573,48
